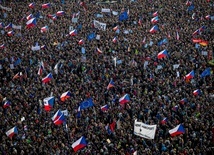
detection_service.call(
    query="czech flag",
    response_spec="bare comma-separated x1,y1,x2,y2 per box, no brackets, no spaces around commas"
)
107,79,115,90
138,18,142,25
112,37,117,43
41,26,48,33
7,31,14,37
186,0,191,6
78,39,84,45
56,11,65,16
0,44,5,49
205,15,211,20
113,26,118,31
96,47,103,54
54,113,65,125
192,29,200,35
119,94,130,104
52,15,57,20
172,105,179,111
69,29,77,36
42,3,51,9
41,45,46,50
185,70,194,80
149,25,158,33
42,73,53,83
169,124,185,137
101,104,109,112
151,16,159,24
193,89,201,96
157,49,168,59
199,26,206,31
13,72,22,80
142,36,146,44
43,96,55,111
60,91,71,102
176,31,180,40
52,110,62,121
26,18,36,29
160,117,168,125
0,22,4,28
3,100,11,108
6,126,18,139
5,23,12,30
153,11,158,17
72,136,87,152
38,61,45,76
48,14,57,20
180,98,187,104
29,2,35,9
26,14,33,20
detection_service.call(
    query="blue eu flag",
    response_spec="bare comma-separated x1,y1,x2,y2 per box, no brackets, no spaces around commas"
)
119,12,128,21
87,32,96,41
79,98,94,110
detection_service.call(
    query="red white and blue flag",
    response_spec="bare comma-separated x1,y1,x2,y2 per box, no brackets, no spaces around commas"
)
149,25,158,33
157,49,168,59
169,124,185,137
193,89,201,96
52,110,62,121
56,11,65,16
107,79,115,90
3,100,11,108
185,70,195,80
60,91,71,102
153,11,158,17
119,94,130,104
42,3,51,9
72,136,87,152
101,104,109,112
41,26,48,33
78,39,84,45
29,2,35,8
151,16,159,24
54,113,65,125
42,73,53,83
6,126,18,139
26,18,36,29
26,14,33,20
69,29,77,36
43,96,55,111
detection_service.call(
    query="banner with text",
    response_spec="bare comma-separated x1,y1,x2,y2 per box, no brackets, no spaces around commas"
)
134,120,157,139
93,20,106,31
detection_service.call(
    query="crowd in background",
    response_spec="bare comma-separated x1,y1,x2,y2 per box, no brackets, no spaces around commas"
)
0,0,214,154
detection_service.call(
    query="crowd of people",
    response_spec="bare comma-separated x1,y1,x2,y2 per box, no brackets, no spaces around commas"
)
0,0,214,154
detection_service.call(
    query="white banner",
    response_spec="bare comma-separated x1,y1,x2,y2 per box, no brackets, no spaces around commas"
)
101,8,111,13
12,24,22,30
93,20,106,31
61,109,69,116
0,5,12,11
134,120,157,139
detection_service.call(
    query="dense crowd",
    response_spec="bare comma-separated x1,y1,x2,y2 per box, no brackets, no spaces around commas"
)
0,0,214,154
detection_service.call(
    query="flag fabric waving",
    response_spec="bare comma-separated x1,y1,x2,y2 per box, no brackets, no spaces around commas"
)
200,68,211,78
119,11,128,21
79,98,94,110
6,126,18,139
169,124,185,137
72,136,87,152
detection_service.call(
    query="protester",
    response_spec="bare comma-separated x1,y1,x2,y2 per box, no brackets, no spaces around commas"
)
0,0,213,154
